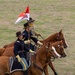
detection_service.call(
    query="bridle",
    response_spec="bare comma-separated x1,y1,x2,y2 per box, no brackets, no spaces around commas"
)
32,43,59,72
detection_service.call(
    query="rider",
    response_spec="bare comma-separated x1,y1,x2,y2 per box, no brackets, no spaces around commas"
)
22,22,43,51
14,31,35,71
27,17,41,36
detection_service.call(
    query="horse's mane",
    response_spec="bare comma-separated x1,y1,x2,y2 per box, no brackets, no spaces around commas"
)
36,43,47,55
43,32,58,42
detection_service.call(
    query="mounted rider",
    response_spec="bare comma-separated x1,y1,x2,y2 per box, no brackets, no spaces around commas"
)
14,31,35,71
27,17,41,36
22,22,43,51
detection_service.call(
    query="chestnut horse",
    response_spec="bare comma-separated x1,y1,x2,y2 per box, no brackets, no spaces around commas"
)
3,30,68,49
1,41,66,75
44,41,67,75
0,42,59,75
0,30,67,75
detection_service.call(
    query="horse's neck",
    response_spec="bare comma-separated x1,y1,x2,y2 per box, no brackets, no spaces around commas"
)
35,44,49,66
36,44,46,56
44,33,57,43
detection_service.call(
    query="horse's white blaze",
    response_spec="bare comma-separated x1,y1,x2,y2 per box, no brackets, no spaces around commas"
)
52,46,61,57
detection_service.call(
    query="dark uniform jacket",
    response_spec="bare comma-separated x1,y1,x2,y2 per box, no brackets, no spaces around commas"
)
14,38,30,57
22,30,38,43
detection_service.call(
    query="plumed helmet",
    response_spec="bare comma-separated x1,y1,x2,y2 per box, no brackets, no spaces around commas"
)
27,17,35,23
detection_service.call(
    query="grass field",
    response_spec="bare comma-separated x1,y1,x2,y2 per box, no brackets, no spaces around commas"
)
0,0,75,75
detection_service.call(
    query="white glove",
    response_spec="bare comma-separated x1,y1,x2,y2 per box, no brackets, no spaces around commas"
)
29,49,35,53
37,41,43,46
24,40,30,44
16,55,22,62
16,55,26,71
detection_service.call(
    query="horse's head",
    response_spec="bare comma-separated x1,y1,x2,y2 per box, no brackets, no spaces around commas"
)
52,41,67,58
47,43,61,59
55,30,68,49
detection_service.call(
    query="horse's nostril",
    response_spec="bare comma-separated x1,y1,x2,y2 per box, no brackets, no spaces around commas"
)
65,54,67,57
55,56,58,58
62,54,67,57
64,45,68,49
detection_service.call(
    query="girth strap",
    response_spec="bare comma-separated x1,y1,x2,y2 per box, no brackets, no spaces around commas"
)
33,63,44,72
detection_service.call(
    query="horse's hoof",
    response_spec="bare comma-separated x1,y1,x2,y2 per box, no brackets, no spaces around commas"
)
54,72,58,75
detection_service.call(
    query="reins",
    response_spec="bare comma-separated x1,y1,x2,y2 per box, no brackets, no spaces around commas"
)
40,35,44,40
33,63,44,72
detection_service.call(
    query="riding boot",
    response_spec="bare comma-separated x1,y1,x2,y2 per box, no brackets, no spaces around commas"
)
23,70,28,75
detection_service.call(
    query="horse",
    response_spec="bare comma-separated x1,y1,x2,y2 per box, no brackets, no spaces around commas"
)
44,40,67,75
0,42,60,75
1,41,67,75
3,30,68,49
51,40,67,58
42,30,68,48
0,30,67,75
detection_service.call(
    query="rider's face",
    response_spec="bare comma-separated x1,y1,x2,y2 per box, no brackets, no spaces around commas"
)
26,26,30,31
19,35,23,40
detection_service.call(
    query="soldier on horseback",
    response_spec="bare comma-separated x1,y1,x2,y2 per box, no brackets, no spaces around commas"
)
27,17,41,36
14,31,35,71
22,21,43,51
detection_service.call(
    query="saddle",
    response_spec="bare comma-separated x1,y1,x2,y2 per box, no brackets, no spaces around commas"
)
10,57,31,73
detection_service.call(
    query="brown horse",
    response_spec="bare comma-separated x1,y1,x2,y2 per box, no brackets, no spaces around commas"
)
0,30,67,75
44,41,67,75
1,41,66,75
42,30,68,48
0,42,59,75
3,30,68,49
51,40,67,58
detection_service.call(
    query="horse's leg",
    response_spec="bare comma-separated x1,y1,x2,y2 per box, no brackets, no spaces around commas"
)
48,60,58,75
44,66,49,75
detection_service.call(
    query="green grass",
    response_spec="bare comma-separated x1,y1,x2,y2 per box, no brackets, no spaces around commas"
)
0,0,75,75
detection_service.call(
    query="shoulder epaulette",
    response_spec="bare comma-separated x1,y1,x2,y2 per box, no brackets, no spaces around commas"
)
16,41,20,43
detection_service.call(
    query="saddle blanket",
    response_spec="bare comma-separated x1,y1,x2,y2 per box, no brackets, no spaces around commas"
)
10,57,31,73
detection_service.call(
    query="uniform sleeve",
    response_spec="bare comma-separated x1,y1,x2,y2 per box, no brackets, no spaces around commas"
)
24,44,30,52
14,42,20,56
30,31,38,43
22,31,26,40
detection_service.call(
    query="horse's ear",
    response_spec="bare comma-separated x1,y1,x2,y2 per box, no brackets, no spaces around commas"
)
59,30,62,34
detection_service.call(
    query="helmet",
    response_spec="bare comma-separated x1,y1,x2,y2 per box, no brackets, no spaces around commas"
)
27,17,35,23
